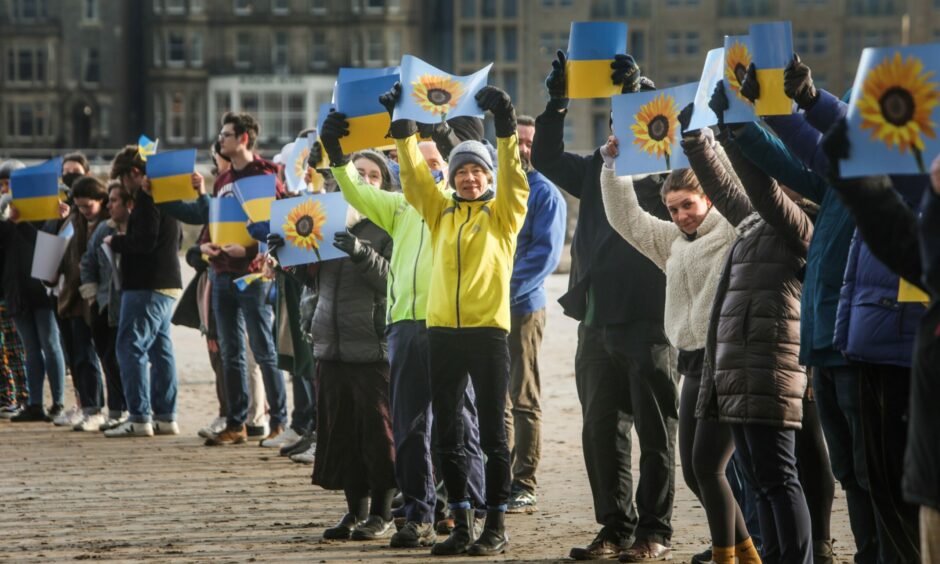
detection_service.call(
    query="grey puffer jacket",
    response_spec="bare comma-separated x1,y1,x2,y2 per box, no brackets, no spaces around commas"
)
310,218,393,363
685,130,813,429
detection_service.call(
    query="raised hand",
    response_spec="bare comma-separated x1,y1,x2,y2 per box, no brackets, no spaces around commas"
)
678,102,695,134
379,82,417,140
611,54,641,93
784,53,818,110
378,82,402,116
476,86,517,137
738,62,760,104
709,81,730,126
545,49,568,101
332,231,368,262
319,111,350,167
266,233,285,258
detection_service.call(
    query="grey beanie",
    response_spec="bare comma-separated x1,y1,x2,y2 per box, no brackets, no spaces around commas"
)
447,140,494,189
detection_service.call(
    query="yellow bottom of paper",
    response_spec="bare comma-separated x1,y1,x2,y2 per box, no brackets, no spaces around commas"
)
341,113,392,154
243,197,274,223
754,69,792,116
210,221,255,247
566,60,621,99
899,278,930,303
13,195,60,222
151,173,196,204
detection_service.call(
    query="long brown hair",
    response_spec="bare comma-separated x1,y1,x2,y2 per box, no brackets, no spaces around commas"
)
68,175,110,263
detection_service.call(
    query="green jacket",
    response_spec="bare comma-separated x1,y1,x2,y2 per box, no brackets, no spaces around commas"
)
333,161,432,324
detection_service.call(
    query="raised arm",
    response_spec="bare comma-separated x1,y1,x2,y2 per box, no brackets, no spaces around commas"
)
600,165,676,272
397,134,448,230
531,107,593,199
682,130,754,226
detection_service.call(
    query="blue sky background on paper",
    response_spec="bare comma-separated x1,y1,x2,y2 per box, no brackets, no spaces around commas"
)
722,35,758,124
612,82,697,176
270,192,350,267
567,21,627,60
393,55,492,123
689,47,724,131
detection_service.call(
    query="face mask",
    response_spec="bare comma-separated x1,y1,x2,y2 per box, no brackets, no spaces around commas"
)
431,169,444,183
62,172,83,188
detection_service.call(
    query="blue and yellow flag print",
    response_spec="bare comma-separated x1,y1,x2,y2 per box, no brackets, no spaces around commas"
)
10,157,61,222
147,149,196,204
749,21,793,116
233,174,276,223
334,70,399,154
137,135,159,161
209,196,254,247
565,22,628,99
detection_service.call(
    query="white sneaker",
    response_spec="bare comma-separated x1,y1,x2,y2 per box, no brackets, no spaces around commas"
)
73,412,106,432
53,406,83,427
197,416,227,439
153,420,180,435
0,405,21,419
99,414,128,431
289,442,317,464
103,420,154,438
260,427,302,448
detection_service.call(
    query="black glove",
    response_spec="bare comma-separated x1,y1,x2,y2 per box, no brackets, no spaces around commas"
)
266,233,285,258
545,49,569,111
709,80,730,126
784,53,818,110
611,54,641,93
379,82,418,140
332,231,369,262
677,102,695,135
320,111,350,167
307,140,324,169
821,117,850,180
476,86,516,138
185,244,209,271
738,62,760,104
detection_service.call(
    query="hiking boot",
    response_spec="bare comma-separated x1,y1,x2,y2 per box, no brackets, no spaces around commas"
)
570,533,626,560
351,515,394,540
323,513,361,540
103,420,155,438
619,540,672,562
390,521,436,548
204,424,247,446
431,507,474,556
468,509,508,556
506,488,538,514
10,404,47,422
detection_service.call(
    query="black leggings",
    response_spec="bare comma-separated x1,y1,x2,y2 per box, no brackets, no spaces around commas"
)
796,395,835,543
679,374,749,548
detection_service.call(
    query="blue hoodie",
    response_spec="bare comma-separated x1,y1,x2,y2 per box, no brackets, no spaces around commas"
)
510,170,566,316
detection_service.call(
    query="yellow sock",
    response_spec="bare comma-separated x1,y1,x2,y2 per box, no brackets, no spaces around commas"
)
712,546,735,564
735,537,762,563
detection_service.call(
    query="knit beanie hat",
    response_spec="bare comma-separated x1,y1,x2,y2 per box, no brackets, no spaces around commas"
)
447,140,494,190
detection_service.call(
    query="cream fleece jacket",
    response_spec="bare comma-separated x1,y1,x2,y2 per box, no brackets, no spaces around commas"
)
600,167,737,350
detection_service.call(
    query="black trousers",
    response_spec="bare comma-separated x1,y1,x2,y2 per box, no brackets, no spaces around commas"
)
90,307,125,415
858,363,921,563
575,322,678,546
428,327,511,509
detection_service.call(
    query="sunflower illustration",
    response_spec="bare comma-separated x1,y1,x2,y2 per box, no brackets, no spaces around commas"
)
283,199,327,261
294,146,310,180
631,93,680,168
725,41,753,104
858,51,939,173
411,74,464,120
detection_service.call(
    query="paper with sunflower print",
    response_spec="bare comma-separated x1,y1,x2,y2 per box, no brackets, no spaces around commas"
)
748,21,794,116
722,35,758,124
284,133,318,192
269,193,349,267
688,48,725,130
843,44,940,178
611,83,697,176
393,55,493,124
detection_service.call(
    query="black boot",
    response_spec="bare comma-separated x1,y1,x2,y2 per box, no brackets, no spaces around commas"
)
431,507,474,555
11,404,47,422
468,509,508,556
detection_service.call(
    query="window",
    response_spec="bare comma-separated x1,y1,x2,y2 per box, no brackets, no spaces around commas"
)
13,0,45,20
848,0,899,15
216,92,232,116
461,0,476,18
18,103,33,136
666,32,679,56
234,0,251,15
719,0,773,17
593,112,609,149
191,33,203,67
167,32,186,66
153,93,163,139
367,32,383,63
165,0,185,14
387,30,402,63
83,0,98,21
685,31,699,55
236,32,252,68
18,50,33,82
461,28,476,62
560,0,572,5
630,30,646,61
153,33,163,66
287,93,305,137
6,51,14,82
189,93,202,142
504,0,517,17
169,92,185,142
191,0,205,13
310,0,328,13
482,0,496,17
481,28,496,61
593,0,650,18
35,47,45,82
99,104,110,138
7,47,47,84
366,0,384,12
83,48,100,84
503,27,517,62
503,70,518,102
813,31,827,54
273,0,289,14
795,30,809,54
273,31,289,69
310,31,328,69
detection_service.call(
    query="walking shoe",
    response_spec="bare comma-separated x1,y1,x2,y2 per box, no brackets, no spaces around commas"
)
690,547,711,564
204,425,247,446
103,421,155,438
153,420,180,435
435,514,455,534
47,403,64,419
280,430,315,456
261,426,300,448
570,532,627,561
0,404,21,419
73,412,106,432
10,404,47,422
506,488,538,514
390,521,436,548
99,414,128,431
258,424,284,447
468,509,508,556
431,507,475,556
289,442,316,464
53,406,83,427
323,513,362,540
246,422,269,438
618,540,672,562
351,515,394,540
197,416,226,439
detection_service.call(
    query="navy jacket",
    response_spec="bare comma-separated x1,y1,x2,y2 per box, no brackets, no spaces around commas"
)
510,170,566,316
749,89,856,366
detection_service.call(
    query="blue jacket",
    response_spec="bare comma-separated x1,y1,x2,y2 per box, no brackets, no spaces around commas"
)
751,90,856,366
510,170,566,316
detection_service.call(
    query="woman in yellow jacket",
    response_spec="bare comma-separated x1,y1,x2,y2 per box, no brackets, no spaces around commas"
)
380,83,528,556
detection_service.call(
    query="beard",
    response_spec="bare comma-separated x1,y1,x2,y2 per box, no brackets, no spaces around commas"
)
520,155,533,173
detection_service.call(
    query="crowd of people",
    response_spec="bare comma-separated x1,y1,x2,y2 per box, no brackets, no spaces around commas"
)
0,48,938,564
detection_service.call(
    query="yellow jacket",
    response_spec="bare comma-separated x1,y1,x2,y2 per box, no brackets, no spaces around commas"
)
397,133,529,332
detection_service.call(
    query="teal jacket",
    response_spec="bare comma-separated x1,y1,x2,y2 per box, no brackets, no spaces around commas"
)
333,162,432,324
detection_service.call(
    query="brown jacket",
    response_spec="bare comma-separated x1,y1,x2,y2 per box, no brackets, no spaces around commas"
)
684,130,813,429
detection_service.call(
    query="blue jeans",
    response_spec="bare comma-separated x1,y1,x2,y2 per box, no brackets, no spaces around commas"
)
116,291,177,423
211,271,286,429
13,308,66,407
68,316,104,413
290,373,315,434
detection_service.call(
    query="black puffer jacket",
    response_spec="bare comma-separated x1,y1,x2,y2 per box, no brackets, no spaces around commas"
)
686,131,813,429
309,218,392,363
